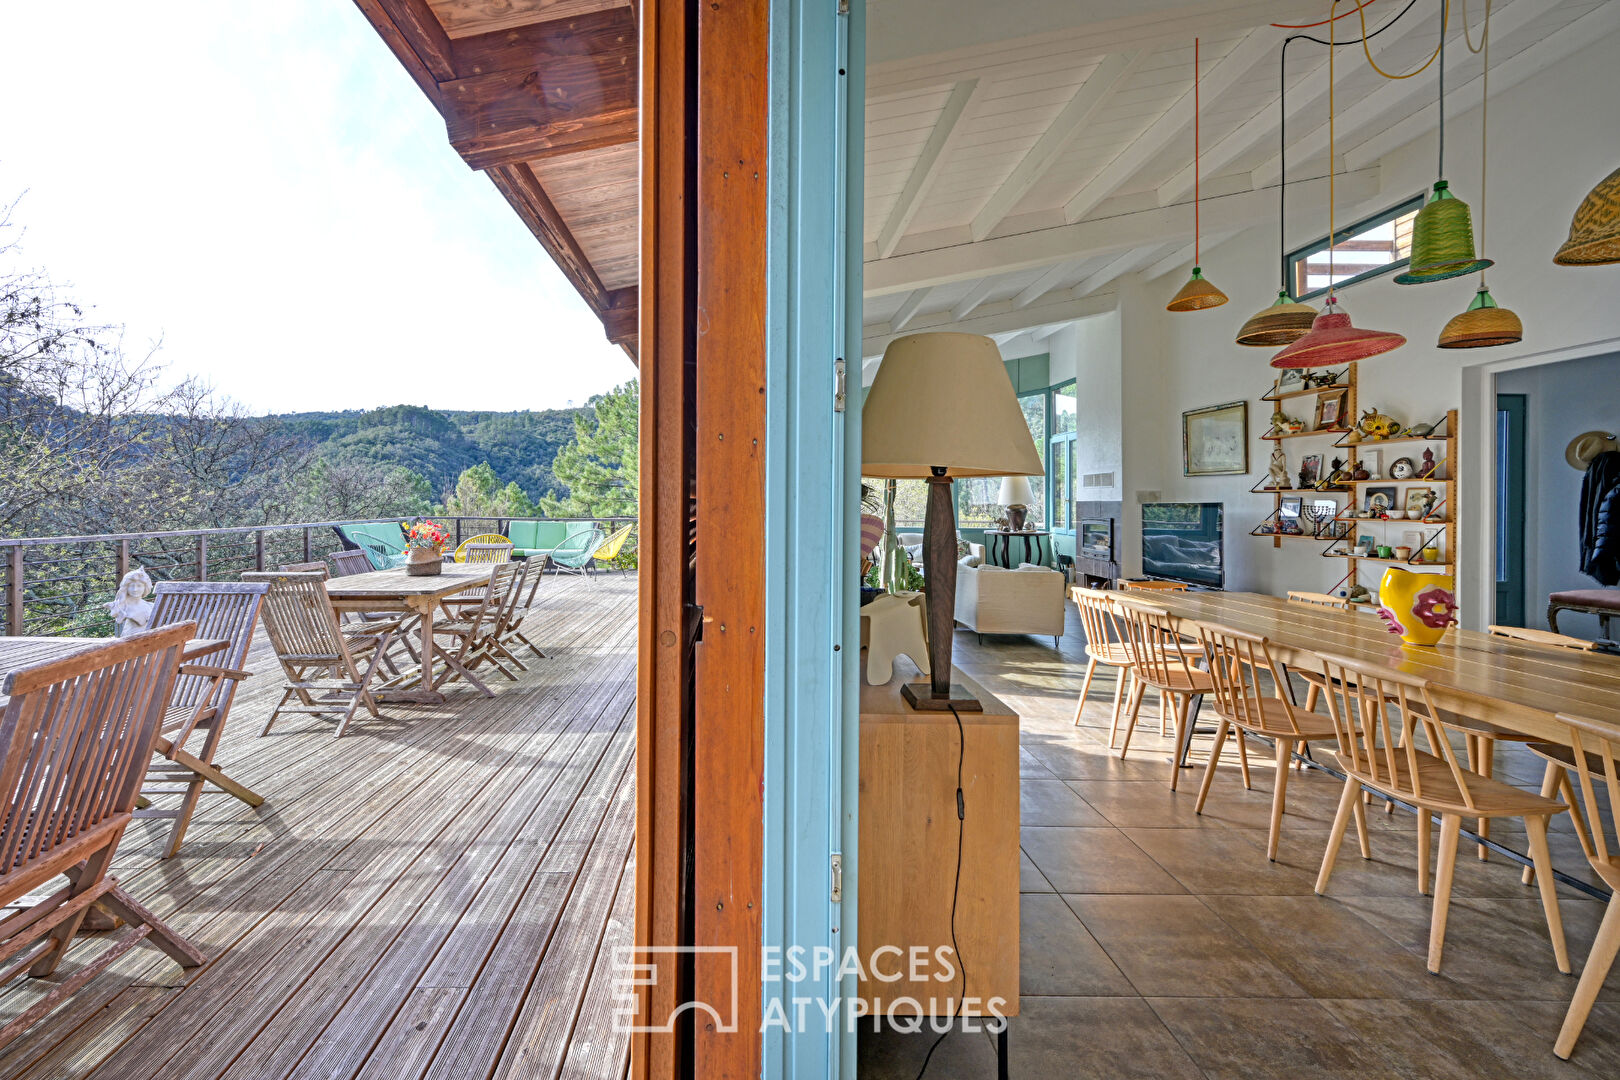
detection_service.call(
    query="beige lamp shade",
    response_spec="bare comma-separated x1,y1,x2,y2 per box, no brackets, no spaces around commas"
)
863,333,1044,479
998,475,1035,506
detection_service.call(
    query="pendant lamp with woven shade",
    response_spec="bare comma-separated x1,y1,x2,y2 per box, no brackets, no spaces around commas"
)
1270,5,1405,368
1237,37,1315,346
1167,38,1228,313
1438,0,1521,349
1554,165,1620,266
1396,4,1493,285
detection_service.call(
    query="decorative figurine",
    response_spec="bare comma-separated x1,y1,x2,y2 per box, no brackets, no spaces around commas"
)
1356,407,1402,441
1347,583,1372,604
1266,446,1292,489
1389,456,1416,480
1419,489,1440,520
1351,459,1370,481
1319,456,1348,489
1415,447,1437,479
1402,418,1442,438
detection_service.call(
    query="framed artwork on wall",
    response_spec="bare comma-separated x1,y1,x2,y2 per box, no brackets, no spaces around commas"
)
1183,400,1249,476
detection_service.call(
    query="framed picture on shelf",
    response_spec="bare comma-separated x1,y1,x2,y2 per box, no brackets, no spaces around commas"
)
1299,453,1323,488
1364,486,1397,514
1183,400,1248,476
1404,487,1435,515
1314,389,1349,431
1358,447,1382,480
1279,495,1303,520
1276,369,1305,395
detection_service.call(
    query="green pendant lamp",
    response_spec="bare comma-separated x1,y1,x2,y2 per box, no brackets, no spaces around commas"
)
1396,7,1493,284
1437,0,1521,349
1237,39,1315,346
1168,38,1229,313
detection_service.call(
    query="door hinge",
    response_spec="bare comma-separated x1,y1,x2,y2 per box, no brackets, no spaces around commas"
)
830,853,843,903
834,358,847,413
837,0,849,14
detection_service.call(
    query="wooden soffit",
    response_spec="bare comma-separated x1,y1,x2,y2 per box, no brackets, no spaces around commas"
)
354,0,641,359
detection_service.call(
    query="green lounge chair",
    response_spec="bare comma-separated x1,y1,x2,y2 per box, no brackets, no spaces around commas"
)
548,523,605,580
333,521,409,570
505,519,571,559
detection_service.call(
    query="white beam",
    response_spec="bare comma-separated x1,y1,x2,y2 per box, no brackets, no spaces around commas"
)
875,79,981,259
889,288,931,333
1032,323,1067,344
864,167,1381,296
1071,245,1175,296
1251,0,1535,189
1142,231,1240,285
969,51,1145,242
1345,2,1620,172
1013,261,1080,309
1062,27,1283,224
1155,2,1433,206
951,278,998,321
863,290,1118,360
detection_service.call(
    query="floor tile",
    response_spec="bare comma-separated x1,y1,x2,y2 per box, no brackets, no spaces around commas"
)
1020,827,1185,895
1322,998,1614,1080
1020,778,1110,827
1064,894,1307,998
1009,997,1206,1078
1147,996,1402,1080
1124,827,1320,895
1019,849,1054,893
1019,893,1135,997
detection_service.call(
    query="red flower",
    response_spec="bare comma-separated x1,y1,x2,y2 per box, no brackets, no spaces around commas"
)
1412,587,1457,629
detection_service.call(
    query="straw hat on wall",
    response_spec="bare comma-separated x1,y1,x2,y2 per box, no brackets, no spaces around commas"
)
1565,431,1620,471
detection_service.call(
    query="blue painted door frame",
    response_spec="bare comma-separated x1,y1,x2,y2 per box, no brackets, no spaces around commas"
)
762,0,862,1076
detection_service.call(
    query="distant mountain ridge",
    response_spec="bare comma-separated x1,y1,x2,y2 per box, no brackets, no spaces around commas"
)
274,403,588,501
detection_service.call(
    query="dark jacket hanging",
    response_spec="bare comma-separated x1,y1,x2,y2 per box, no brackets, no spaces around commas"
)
1579,450,1620,586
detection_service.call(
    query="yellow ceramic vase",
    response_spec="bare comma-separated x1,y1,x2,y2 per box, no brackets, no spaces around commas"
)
1375,567,1457,646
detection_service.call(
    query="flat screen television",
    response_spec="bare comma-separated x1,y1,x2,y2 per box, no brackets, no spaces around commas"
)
1141,502,1224,588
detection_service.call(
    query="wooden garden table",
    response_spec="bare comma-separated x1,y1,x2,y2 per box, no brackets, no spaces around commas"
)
0,636,227,687
324,562,497,705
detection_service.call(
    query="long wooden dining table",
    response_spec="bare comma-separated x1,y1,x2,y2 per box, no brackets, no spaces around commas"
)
1134,591,1620,898
1142,590,1620,744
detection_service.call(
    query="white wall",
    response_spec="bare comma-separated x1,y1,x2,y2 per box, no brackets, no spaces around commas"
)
1091,31,1620,620
1497,351,1620,635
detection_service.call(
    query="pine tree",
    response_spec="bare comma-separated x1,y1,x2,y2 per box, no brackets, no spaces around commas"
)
542,382,638,517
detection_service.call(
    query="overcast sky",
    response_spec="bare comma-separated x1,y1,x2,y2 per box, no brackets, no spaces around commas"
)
0,1,636,415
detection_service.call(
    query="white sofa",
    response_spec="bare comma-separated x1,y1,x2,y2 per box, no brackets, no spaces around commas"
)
953,561,1067,645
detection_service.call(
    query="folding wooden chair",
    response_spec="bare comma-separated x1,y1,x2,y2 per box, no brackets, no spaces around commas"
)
1551,712,1620,1060
328,549,373,578
0,625,208,1049
495,559,547,664
441,542,514,617
140,581,269,857
279,561,329,576
1313,652,1570,976
241,571,402,737
433,561,520,696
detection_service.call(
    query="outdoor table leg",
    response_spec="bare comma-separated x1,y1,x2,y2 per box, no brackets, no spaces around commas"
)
372,597,448,705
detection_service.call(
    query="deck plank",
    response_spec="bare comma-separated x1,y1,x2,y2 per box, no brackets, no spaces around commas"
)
0,573,638,1080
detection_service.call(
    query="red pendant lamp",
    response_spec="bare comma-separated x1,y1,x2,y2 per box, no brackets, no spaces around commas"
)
1270,5,1404,367
1167,38,1229,312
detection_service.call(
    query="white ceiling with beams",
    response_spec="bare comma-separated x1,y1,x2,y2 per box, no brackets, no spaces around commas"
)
861,0,1619,363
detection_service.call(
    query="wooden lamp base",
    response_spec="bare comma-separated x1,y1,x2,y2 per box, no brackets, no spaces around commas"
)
901,681,984,712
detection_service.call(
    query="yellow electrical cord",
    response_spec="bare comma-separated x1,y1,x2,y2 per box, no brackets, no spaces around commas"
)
1460,0,1489,54
1338,0,1449,80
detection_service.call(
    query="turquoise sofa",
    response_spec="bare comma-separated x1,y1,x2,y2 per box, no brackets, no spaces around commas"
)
506,520,574,559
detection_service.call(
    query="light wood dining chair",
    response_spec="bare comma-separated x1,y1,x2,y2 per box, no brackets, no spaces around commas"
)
1070,587,1136,745
1313,651,1571,975
1117,579,1190,592
1436,624,1601,862
1194,623,1355,861
0,626,208,1048
141,581,269,857
1111,595,1215,789
1550,712,1620,1060
1285,590,1354,714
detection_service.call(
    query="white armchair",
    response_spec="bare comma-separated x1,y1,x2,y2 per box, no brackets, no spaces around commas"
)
954,562,1066,646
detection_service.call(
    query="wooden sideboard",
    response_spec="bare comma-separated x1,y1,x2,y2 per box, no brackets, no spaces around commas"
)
857,661,1020,1020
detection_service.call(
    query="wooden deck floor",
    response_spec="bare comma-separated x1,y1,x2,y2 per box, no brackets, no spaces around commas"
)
0,572,637,1080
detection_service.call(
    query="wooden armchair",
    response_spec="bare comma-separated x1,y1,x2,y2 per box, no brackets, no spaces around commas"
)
141,581,269,857
0,626,208,1049
1313,653,1570,976
241,571,401,737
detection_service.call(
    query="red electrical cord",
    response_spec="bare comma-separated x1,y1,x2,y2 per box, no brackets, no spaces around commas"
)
1194,37,1200,265
1271,0,1377,29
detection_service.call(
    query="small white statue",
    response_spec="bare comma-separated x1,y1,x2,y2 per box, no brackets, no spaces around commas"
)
108,568,155,637
1266,446,1292,489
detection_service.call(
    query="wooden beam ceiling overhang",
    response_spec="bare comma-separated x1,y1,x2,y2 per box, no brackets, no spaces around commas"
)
354,0,640,359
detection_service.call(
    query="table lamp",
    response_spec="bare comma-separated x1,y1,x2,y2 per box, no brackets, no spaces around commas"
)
863,332,1043,711
998,475,1035,532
